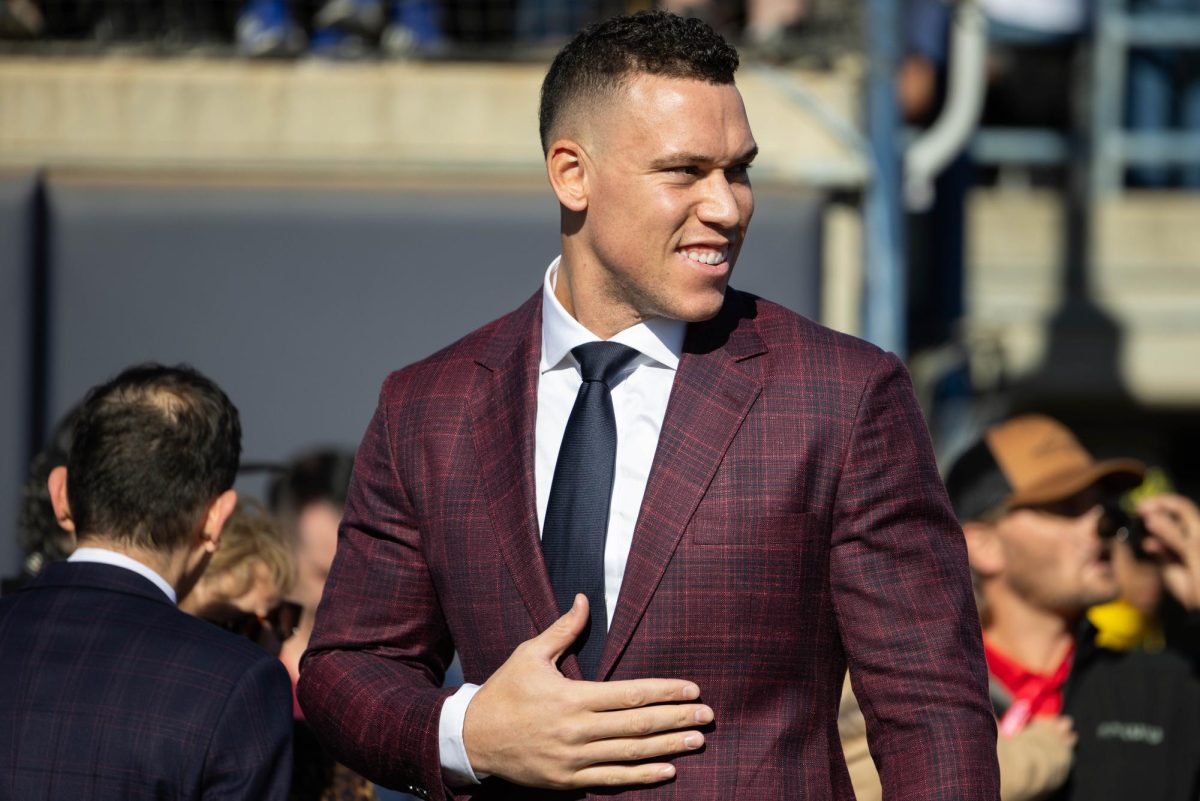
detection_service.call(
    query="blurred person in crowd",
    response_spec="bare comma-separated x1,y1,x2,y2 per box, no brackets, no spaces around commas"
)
839,671,1075,801
978,0,1090,187
235,0,443,58
516,0,623,43
269,449,380,801
268,449,354,697
0,0,42,36
298,10,997,801
945,413,1200,801
1,405,80,596
659,0,809,55
0,363,292,800
1127,0,1200,188
179,499,299,658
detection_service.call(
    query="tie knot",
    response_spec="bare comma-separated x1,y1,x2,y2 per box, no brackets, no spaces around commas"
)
572,342,640,387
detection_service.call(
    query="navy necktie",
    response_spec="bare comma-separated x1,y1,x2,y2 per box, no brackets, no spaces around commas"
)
541,341,640,680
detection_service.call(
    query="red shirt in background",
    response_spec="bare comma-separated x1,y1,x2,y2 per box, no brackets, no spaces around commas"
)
984,636,1074,737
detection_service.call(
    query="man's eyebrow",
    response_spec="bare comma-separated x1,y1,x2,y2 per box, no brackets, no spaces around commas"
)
648,146,759,169
735,145,759,164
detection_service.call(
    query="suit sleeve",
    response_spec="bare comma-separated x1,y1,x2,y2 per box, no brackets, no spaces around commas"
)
202,655,293,801
297,374,458,801
829,351,1000,801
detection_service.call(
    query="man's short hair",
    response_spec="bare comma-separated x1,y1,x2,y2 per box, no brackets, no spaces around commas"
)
267,448,355,519
538,10,740,154
67,363,241,550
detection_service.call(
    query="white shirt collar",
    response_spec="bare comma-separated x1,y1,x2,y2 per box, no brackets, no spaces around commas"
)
68,547,177,603
540,256,686,373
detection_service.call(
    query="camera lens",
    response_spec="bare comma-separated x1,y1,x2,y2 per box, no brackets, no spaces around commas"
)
1099,503,1126,540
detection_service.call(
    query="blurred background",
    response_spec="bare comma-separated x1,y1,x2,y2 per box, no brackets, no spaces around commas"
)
2,0,1198,580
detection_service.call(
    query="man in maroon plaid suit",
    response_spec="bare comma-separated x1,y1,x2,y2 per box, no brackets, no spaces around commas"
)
298,10,999,801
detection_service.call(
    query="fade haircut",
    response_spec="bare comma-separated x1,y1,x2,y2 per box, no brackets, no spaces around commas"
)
67,363,241,551
538,10,740,154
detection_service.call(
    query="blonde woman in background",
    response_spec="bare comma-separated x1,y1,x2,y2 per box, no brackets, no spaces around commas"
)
179,499,298,656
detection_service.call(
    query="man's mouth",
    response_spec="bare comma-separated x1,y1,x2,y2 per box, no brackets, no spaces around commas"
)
680,246,729,267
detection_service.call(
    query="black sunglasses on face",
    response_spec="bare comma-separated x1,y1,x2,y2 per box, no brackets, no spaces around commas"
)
216,600,303,644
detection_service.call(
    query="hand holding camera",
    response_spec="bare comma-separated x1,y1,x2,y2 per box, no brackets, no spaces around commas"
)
1121,493,1200,612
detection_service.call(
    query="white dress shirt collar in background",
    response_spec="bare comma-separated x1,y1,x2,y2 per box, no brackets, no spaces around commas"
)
69,546,177,603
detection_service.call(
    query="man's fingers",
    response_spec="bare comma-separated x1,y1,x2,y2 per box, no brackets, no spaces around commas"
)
581,729,706,765
582,677,702,711
1138,493,1200,525
583,703,713,741
528,594,590,663
570,762,678,789
1139,495,1200,549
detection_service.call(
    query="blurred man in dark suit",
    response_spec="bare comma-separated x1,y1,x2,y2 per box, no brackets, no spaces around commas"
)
0,363,293,801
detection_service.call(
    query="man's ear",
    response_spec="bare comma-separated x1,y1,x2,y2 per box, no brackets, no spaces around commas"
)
47,466,75,533
201,489,238,553
546,138,590,213
963,521,1005,578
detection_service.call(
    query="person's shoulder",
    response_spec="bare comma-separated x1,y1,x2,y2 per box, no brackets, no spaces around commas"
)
1105,644,1200,681
136,602,290,684
378,291,540,401
171,610,275,659
724,289,895,374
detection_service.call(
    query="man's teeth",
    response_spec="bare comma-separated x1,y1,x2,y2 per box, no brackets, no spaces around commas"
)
685,249,726,265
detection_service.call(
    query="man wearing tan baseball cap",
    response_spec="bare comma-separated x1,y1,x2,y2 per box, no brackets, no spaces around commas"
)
944,414,1200,801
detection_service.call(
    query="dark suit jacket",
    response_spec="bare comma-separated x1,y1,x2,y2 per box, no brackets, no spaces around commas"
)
298,289,1000,800
0,560,293,801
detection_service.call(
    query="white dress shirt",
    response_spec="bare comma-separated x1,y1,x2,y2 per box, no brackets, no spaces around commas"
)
439,258,686,784
68,546,177,603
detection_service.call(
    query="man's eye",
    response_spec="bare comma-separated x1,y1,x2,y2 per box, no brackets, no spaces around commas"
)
727,163,753,177
669,166,700,176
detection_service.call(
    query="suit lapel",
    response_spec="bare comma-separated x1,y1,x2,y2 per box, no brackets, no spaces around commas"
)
599,293,766,678
468,292,563,640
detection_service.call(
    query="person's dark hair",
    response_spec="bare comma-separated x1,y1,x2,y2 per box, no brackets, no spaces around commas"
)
67,363,241,551
267,449,355,519
17,405,81,573
539,10,740,153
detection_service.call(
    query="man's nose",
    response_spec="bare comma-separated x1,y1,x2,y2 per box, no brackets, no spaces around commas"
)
697,173,742,228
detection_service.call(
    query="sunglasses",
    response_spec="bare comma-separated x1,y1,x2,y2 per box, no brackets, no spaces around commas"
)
1013,493,1151,558
215,600,303,645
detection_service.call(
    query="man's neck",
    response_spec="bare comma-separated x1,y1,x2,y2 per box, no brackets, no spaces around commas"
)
554,253,647,339
74,537,191,593
984,596,1077,674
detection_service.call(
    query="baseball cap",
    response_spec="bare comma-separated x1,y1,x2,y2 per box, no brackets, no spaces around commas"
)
945,414,1146,523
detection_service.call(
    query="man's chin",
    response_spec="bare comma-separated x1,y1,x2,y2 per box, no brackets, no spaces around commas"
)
671,287,729,324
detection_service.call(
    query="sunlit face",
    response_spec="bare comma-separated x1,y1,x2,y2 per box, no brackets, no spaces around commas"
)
562,73,757,332
190,559,283,622
995,487,1119,615
291,500,340,609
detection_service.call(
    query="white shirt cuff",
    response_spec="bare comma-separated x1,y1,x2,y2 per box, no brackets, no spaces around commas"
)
439,682,487,785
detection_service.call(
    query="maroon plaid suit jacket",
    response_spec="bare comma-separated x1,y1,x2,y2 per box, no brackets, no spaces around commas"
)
299,289,1000,801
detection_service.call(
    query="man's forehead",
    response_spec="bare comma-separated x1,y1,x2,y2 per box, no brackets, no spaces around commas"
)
598,74,752,147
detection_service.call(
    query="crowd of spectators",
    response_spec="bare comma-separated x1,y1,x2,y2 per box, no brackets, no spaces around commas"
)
4,365,1199,799
840,413,1200,801
0,0,828,57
